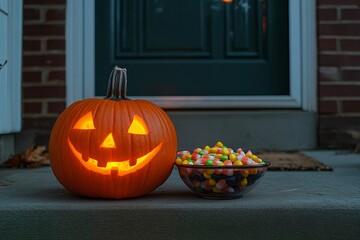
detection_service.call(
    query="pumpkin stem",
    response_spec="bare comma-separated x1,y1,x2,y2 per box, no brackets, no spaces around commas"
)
105,66,129,100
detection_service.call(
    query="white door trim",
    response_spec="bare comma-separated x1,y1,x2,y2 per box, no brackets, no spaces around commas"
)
0,0,22,134
66,0,317,111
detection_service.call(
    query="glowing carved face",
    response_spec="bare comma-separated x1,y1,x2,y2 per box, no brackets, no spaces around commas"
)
68,112,162,176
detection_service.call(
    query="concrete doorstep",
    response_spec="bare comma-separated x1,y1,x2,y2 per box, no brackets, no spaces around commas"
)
0,151,359,240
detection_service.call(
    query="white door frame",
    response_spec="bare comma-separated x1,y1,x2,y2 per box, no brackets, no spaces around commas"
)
66,0,317,111
0,0,23,134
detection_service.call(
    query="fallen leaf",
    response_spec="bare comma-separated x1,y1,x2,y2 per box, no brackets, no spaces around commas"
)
4,145,50,168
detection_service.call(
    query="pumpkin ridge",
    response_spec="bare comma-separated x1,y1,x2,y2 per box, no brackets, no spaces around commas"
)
134,100,153,189
51,100,89,193
89,99,107,166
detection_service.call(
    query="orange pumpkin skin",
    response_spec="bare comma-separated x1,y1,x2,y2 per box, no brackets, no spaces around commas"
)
49,67,177,199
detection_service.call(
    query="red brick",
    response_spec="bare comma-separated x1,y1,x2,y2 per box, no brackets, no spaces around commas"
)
318,0,360,5
319,67,340,81
341,9,360,20
23,55,65,67
342,69,360,81
23,102,43,114
318,100,338,113
23,24,65,36
318,8,337,21
48,70,65,81
319,130,357,149
319,84,360,97
22,71,42,83
318,131,338,145
23,85,66,99
23,117,58,130
46,39,65,51
318,23,360,36
319,54,360,66
46,9,66,21
23,8,40,21
34,131,51,146
342,100,360,113
24,0,66,5
23,40,41,51
318,39,337,51
319,115,360,129
340,40,360,51
48,101,66,113
338,131,359,142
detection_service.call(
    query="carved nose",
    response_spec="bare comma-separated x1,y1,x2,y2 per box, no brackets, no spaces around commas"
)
100,133,116,148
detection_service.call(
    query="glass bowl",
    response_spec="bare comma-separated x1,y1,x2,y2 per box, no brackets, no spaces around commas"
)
175,162,270,199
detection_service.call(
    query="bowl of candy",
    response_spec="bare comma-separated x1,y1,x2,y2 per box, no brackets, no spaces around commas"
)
175,142,270,199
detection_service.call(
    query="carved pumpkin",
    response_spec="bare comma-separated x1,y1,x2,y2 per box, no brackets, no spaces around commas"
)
49,67,177,199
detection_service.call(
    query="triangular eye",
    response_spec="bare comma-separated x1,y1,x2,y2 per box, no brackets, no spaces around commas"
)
73,112,95,130
100,133,116,148
128,115,149,135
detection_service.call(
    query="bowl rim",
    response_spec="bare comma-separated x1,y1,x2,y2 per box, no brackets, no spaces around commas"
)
175,161,271,169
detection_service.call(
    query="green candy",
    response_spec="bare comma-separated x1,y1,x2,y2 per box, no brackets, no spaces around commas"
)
220,155,228,161
206,160,214,166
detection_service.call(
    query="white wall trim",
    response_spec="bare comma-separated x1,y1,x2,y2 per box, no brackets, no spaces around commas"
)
66,0,317,111
9,0,23,132
301,0,318,112
0,0,22,134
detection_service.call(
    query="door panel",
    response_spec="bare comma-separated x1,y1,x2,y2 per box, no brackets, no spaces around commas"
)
95,0,289,97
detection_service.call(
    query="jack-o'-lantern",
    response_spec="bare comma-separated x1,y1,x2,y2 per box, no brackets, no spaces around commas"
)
49,66,177,199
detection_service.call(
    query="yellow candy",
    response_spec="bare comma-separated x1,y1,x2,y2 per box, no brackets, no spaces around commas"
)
229,153,237,162
182,160,189,165
241,169,249,178
241,178,248,186
181,154,189,160
175,158,182,165
206,169,215,175
216,153,223,159
252,157,263,163
208,178,216,186
195,147,202,152
203,172,212,179
204,145,211,151
222,148,230,155
216,141,223,148
234,160,243,166
211,147,218,153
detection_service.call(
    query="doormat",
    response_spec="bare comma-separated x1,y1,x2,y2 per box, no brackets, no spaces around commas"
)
257,152,333,171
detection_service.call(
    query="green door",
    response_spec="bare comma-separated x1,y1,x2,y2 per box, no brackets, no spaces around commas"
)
95,0,289,97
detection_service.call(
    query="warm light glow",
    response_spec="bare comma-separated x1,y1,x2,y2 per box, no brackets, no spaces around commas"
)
222,0,233,3
100,133,116,148
73,112,95,130
68,139,163,176
128,115,149,135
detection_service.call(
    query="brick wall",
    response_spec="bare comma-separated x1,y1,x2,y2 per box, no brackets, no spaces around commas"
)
318,0,360,149
22,0,66,145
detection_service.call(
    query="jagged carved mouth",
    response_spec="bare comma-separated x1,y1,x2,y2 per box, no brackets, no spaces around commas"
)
68,139,162,176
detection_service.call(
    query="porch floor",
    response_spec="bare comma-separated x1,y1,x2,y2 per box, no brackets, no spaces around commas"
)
0,151,359,240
